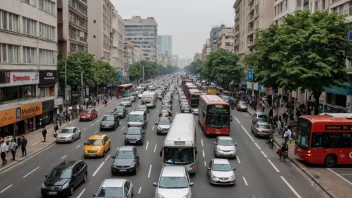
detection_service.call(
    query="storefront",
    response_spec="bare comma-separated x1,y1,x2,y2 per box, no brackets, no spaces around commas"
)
38,70,57,98
39,100,54,126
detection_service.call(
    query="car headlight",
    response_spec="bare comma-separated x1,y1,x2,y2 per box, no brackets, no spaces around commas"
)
97,148,102,152
217,148,222,152
212,175,218,179
62,182,69,189
157,127,162,131
230,174,235,179
157,194,165,198
41,183,46,189
183,193,191,198
130,163,136,167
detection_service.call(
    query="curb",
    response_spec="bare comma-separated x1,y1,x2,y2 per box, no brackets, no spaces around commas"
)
0,98,118,173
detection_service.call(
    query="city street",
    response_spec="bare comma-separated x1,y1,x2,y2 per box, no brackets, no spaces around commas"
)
0,94,328,198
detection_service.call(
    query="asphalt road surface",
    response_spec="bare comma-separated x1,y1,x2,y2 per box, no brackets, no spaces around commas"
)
0,93,328,198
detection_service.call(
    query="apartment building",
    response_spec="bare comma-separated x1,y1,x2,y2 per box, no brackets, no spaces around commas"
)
216,28,235,52
157,52,170,67
111,10,124,71
124,16,158,62
157,35,173,58
57,0,88,59
210,25,226,52
202,39,212,60
0,0,60,138
124,40,141,68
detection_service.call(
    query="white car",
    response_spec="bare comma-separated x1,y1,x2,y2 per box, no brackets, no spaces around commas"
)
56,127,81,143
207,158,236,185
214,136,237,159
121,98,132,107
138,94,143,99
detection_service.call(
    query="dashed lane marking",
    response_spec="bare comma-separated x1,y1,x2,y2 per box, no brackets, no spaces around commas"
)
254,143,261,150
145,141,149,150
327,168,352,186
152,126,155,130
236,155,241,163
61,155,67,159
105,155,110,161
204,161,207,167
202,150,205,158
240,125,255,142
23,166,40,178
201,139,203,147
0,184,12,193
94,130,99,134
243,176,248,186
280,176,302,198
77,145,81,149
235,117,240,124
92,162,105,177
138,187,142,194
76,188,86,198
260,151,267,158
268,159,280,172
154,144,157,153
120,126,125,131
148,165,152,178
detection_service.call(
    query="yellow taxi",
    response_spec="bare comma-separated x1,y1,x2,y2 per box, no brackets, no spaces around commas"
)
83,135,111,158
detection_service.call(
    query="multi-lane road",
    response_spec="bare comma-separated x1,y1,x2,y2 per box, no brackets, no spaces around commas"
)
0,91,329,198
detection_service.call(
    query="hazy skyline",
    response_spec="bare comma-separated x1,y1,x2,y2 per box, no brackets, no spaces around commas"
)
112,0,235,60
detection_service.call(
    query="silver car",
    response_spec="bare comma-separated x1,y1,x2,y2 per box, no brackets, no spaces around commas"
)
129,96,136,102
236,101,248,111
56,127,81,143
214,136,237,159
207,158,236,185
121,98,132,107
251,120,273,137
155,117,171,135
94,179,133,198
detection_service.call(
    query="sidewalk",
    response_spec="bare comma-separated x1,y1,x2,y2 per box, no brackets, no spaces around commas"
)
247,109,352,198
0,96,118,173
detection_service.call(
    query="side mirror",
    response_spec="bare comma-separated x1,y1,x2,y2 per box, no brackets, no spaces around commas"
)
93,194,96,197
142,132,145,134
214,142,217,145
136,155,139,158
84,143,87,145
233,167,236,171
45,175,48,178
159,150,162,157
153,182,158,187
189,182,194,187
73,174,78,178
235,143,237,146
123,132,126,134
155,122,158,125
111,156,115,159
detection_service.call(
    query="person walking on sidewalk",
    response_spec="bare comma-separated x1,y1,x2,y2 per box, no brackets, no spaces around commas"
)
54,123,59,138
42,126,47,142
0,140,8,165
8,139,18,160
284,126,292,143
21,136,27,156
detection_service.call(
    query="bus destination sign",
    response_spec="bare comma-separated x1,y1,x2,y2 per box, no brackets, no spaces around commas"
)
325,125,352,130
174,141,185,146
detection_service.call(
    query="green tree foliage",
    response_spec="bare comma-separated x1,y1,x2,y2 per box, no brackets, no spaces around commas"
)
248,10,352,114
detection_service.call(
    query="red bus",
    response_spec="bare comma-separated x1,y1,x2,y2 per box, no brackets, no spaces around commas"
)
198,95,233,135
115,84,133,97
185,83,197,99
187,89,204,114
295,113,352,168
182,77,191,86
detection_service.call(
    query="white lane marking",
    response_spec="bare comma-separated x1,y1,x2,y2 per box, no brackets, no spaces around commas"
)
204,161,207,167
105,155,111,161
61,155,67,159
154,144,157,153
339,174,352,176
77,145,81,149
94,130,99,134
145,141,149,150
202,150,205,158
280,176,302,198
0,184,12,193
92,162,105,177
261,151,267,158
91,123,94,126
235,117,240,124
82,128,86,131
241,125,255,142
23,166,40,178
76,188,86,198
327,168,352,185
236,155,241,163
254,143,261,150
32,141,41,145
148,164,152,178
152,125,155,130
243,176,248,186
268,159,280,172
120,126,125,131
138,187,142,194
201,139,204,147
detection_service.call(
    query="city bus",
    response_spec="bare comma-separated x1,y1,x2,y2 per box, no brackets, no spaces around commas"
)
184,83,198,99
295,113,352,168
115,84,133,97
187,89,204,114
198,95,232,135
182,78,192,87
159,114,197,174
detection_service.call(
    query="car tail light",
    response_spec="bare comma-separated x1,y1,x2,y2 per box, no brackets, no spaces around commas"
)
257,130,260,133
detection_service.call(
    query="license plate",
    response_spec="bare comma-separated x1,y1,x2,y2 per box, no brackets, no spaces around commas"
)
130,141,136,143
119,169,126,172
220,180,228,183
89,154,95,156
48,192,57,195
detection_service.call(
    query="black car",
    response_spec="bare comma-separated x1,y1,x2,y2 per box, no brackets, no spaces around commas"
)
111,146,140,175
123,127,145,145
111,106,128,118
100,115,119,131
41,160,88,197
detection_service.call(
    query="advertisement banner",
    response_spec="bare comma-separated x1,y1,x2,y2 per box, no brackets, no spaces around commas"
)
20,102,42,120
0,108,16,127
0,71,39,87
0,71,10,83
39,71,57,84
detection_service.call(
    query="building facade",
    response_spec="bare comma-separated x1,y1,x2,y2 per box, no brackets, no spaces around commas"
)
194,53,202,61
210,25,226,52
157,35,172,58
172,55,179,67
0,0,60,138
124,40,141,68
57,0,88,59
216,28,235,52
111,10,124,71
157,52,170,67
202,39,212,60
124,16,158,62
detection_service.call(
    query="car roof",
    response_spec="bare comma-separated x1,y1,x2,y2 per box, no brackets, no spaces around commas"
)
119,146,135,151
213,158,230,164
255,112,266,115
217,136,233,140
159,117,170,120
88,135,105,140
257,120,269,124
161,166,186,177
55,160,79,169
130,111,144,115
128,126,141,130
63,126,76,129
101,179,125,187
103,114,114,117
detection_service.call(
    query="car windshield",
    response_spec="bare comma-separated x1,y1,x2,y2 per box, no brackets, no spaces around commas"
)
86,139,103,146
127,128,141,135
212,164,232,171
206,105,230,128
137,106,146,110
258,124,271,129
102,116,114,121
258,115,268,122
116,151,135,159
161,106,170,110
218,139,234,146
48,168,72,179
129,114,144,122
60,129,73,134
97,187,123,197
82,110,90,114
114,107,123,112
159,177,188,188
191,95,200,108
164,147,194,165
240,102,248,106
159,119,170,125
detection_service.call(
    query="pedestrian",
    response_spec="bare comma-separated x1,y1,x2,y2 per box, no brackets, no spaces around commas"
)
0,140,8,165
284,126,292,143
42,126,47,142
21,136,27,156
8,139,18,160
54,123,59,138
277,119,282,134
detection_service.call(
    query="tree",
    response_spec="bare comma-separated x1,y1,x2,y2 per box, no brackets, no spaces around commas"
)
249,10,352,114
95,60,117,85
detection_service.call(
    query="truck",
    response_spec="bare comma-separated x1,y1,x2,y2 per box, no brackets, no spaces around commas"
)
142,91,157,108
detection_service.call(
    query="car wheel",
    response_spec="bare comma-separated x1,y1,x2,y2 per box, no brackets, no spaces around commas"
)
70,137,74,143
134,166,137,175
82,172,87,183
125,142,128,146
78,133,81,139
69,186,74,196
103,151,106,157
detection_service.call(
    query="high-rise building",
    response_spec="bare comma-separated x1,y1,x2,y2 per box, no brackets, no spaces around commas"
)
157,35,172,57
216,28,234,52
124,16,158,62
172,55,179,67
124,40,141,68
157,52,170,67
57,0,88,59
210,25,226,52
111,10,124,71
0,0,60,137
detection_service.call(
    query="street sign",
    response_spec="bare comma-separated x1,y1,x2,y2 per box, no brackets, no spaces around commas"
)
349,30,352,41
258,83,262,91
247,69,253,81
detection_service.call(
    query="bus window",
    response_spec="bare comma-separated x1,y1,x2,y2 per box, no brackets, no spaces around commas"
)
206,114,230,128
164,147,194,165
296,120,311,149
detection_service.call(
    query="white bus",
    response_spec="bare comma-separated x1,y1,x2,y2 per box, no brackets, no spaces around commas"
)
159,114,197,174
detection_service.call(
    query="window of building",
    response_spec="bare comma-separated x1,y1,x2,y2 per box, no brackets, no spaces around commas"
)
24,0,35,5
39,0,56,15
39,49,54,65
0,10,19,32
0,85,36,103
23,46,37,64
23,17,37,36
0,43,19,63
70,43,76,52
39,23,55,40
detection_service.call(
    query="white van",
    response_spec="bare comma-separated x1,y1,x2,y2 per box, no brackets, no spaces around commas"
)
127,111,148,129
142,91,157,108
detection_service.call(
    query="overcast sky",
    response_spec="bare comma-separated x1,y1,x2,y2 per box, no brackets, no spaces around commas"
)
111,0,235,60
